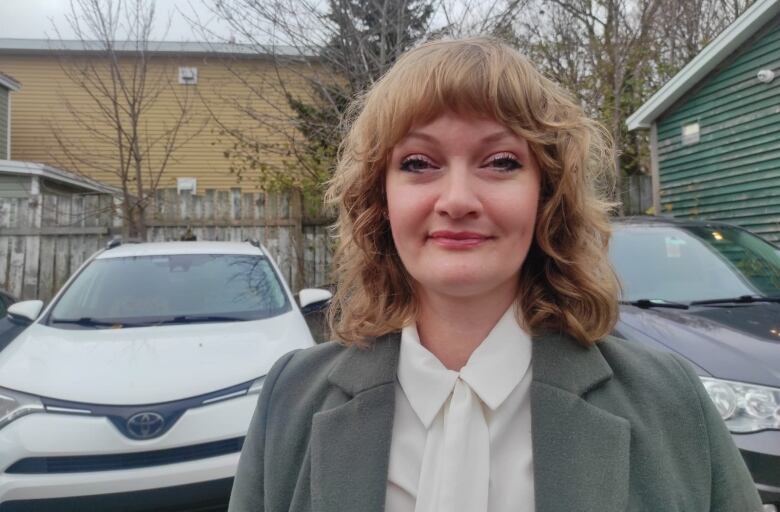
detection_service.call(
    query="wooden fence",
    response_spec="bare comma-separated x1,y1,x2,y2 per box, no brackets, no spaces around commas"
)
0,174,661,303
0,193,116,301
620,173,653,215
0,188,333,302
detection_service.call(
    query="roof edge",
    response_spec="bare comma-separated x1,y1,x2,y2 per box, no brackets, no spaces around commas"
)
0,38,313,58
0,72,21,91
0,159,123,195
627,0,780,130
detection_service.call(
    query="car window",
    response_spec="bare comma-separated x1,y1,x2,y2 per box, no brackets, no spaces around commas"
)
684,226,780,297
48,254,291,327
610,225,780,302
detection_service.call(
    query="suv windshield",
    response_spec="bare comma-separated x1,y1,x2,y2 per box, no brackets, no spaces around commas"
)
48,254,291,328
610,224,780,303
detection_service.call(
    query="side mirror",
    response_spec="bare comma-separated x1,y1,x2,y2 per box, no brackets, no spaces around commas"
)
298,288,333,311
8,300,44,322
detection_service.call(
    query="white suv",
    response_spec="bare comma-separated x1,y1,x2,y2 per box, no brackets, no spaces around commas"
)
0,241,323,510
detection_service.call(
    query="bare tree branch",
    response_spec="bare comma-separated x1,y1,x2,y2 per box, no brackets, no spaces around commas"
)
50,0,207,239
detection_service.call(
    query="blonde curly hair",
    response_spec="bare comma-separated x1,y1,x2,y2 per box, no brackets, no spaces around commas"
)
325,37,620,347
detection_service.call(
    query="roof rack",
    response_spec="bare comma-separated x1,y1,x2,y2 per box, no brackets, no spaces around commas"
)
106,237,122,250
105,237,142,250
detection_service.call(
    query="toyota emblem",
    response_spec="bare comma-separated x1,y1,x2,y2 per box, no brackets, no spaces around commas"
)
126,412,166,439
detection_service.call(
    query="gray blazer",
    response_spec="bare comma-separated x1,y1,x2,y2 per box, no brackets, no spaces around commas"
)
228,332,762,512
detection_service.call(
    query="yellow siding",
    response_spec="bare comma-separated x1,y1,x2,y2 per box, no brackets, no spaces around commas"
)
0,53,314,191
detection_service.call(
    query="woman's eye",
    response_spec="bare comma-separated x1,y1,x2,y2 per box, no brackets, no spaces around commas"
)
485,153,522,172
399,156,436,173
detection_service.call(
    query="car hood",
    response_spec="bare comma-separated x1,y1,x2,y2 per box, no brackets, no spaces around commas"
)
0,311,313,404
618,303,780,387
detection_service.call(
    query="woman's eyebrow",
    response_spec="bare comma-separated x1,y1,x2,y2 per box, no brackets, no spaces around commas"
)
399,132,438,144
481,131,519,144
401,129,518,145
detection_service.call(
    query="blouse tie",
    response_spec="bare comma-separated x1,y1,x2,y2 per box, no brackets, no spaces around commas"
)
416,375,490,512
386,306,534,512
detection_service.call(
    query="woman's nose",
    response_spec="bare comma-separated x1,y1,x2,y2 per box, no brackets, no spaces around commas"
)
433,167,482,219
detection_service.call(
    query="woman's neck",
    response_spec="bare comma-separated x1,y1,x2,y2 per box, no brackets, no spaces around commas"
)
415,288,517,371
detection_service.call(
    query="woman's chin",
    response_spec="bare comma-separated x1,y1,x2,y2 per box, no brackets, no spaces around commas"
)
416,274,514,301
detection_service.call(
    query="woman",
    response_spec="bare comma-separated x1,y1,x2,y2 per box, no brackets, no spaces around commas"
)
229,38,762,512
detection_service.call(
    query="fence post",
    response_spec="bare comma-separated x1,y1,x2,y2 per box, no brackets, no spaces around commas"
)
289,189,305,292
22,177,42,299
621,174,653,215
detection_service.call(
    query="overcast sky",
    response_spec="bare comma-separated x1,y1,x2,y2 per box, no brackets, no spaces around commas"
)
0,0,230,41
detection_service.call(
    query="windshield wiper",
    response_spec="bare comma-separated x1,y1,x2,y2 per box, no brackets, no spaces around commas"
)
620,299,689,310
50,317,122,327
690,295,780,306
156,315,247,325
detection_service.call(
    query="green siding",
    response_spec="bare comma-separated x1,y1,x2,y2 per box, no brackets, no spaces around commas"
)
0,88,7,160
657,16,780,244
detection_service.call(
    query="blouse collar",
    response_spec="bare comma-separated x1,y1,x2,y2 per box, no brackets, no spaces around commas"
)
397,304,532,429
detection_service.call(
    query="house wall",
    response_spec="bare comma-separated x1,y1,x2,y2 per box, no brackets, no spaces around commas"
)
0,87,7,159
0,52,315,192
656,15,780,243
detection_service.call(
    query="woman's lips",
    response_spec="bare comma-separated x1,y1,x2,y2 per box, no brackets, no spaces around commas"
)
428,231,492,248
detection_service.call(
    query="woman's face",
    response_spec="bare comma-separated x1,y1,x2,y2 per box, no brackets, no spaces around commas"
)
386,111,542,303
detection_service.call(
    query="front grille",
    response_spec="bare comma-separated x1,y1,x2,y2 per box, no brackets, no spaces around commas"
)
41,379,255,441
5,437,244,474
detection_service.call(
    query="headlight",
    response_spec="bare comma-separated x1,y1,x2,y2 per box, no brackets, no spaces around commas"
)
700,377,780,433
0,387,44,430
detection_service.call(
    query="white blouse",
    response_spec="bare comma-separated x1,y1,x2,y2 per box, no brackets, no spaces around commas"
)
385,306,535,512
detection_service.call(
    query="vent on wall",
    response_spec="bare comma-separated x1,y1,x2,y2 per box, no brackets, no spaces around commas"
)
177,177,197,194
178,67,198,85
682,122,700,145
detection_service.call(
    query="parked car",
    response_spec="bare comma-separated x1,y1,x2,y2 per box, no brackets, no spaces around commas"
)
0,290,25,352
610,216,780,508
0,290,16,316
0,240,327,510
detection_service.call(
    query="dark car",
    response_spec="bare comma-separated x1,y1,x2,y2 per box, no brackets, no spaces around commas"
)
0,289,26,352
610,216,780,508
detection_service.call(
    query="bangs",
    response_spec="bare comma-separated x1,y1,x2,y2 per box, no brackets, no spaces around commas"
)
360,39,549,165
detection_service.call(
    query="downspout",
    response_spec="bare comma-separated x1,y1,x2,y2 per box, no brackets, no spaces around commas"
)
6,93,10,159
649,122,661,215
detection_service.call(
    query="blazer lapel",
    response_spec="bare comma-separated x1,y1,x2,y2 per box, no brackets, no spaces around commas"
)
310,333,400,512
531,332,631,512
